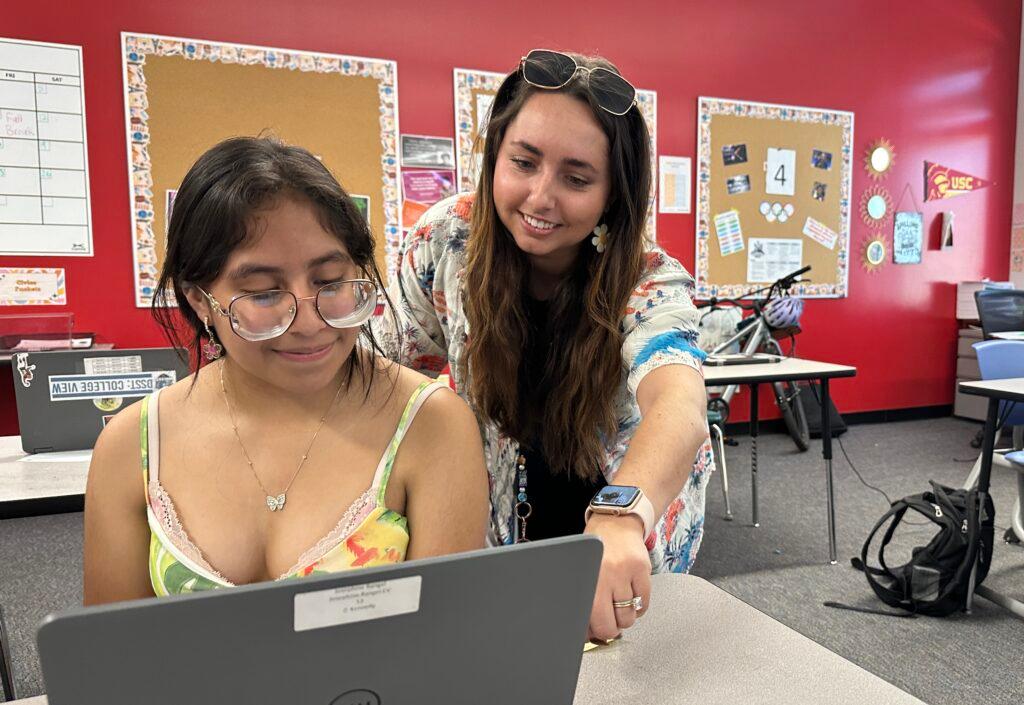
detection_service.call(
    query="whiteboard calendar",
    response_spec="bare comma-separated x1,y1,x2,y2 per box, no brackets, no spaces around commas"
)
0,38,93,256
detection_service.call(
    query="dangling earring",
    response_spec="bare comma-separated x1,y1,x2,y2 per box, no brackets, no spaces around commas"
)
202,316,223,361
591,223,609,253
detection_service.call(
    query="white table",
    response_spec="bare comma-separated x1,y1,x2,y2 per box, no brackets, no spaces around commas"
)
957,377,1024,620
703,357,857,563
0,436,89,518
9,574,927,705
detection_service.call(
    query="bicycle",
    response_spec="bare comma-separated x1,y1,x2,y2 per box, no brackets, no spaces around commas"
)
697,266,812,453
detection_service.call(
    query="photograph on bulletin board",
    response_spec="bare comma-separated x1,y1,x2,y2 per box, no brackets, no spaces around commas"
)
122,33,401,307
454,67,658,241
696,97,854,299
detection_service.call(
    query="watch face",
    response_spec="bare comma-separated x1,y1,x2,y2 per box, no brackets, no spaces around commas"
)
592,485,641,508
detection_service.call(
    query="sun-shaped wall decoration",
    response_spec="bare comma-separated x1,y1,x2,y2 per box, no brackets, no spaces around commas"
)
865,138,896,180
862,232,889,273
860,185,893,227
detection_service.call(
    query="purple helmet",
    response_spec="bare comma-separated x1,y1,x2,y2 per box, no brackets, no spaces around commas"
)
763,296,804,329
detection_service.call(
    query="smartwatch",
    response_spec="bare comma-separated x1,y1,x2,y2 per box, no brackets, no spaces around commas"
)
585,485,655,540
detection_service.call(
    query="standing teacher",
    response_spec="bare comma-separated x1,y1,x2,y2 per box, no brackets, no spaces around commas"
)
383,49,714,641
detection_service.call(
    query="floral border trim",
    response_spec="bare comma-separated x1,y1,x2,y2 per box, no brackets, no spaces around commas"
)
696,97,853,299
453,68,507,194
636,89,657,241
123,34,401,306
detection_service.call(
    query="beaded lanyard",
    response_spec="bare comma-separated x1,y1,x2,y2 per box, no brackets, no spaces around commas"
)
513,453,531,543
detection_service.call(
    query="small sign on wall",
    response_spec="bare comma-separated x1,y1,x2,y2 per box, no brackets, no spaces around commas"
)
0,267,66,305
893,211,923,264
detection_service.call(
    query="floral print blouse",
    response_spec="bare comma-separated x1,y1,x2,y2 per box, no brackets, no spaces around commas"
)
376,194,715,573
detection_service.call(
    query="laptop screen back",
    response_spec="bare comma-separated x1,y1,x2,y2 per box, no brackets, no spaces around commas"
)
12,347,190,453
38,536,602,705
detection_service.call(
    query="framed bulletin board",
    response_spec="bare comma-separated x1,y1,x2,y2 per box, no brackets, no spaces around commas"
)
122,33,401,307
696,97,854,299
454,67,658,240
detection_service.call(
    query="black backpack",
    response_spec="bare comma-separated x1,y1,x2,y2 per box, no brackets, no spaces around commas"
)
855,481,995,617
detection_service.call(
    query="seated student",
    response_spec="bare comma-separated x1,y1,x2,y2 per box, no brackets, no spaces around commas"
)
83,137,488,604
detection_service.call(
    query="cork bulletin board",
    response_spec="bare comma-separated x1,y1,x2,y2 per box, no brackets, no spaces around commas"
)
454,67,659,240
122,33,401,307
696,97,854,299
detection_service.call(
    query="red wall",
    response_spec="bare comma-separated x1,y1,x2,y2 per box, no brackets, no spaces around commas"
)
2,0,1020,432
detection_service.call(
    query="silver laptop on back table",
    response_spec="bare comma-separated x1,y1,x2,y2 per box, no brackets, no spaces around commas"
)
37,535,602,705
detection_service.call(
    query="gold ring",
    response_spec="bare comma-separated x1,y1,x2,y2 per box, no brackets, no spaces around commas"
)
612,596,643,611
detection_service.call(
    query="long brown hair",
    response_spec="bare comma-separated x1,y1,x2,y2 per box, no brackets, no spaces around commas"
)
462,53,651,480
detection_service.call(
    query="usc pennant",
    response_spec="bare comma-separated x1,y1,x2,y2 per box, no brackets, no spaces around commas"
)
925,162,991,201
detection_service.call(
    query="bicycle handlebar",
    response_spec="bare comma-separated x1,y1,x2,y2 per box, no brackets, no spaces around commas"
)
696,265,812,310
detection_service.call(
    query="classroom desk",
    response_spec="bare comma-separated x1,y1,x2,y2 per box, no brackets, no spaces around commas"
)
0,436,89,519
957,377,1024,621
703,357,857,564
9,574,927,705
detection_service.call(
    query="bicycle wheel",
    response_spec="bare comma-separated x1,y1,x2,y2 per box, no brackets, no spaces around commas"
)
774,380,810,452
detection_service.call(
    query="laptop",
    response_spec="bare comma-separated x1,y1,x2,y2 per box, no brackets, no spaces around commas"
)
38,536,603,705
11,347,190,453
704,352,782,366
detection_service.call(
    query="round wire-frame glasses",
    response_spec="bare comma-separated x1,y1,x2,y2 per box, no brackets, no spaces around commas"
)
196,279,377,342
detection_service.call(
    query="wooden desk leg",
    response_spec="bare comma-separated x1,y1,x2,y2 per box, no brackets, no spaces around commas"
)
821,378,837,565
750,382,760,528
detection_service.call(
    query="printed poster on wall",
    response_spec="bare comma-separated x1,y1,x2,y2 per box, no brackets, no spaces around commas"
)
402,169,455,229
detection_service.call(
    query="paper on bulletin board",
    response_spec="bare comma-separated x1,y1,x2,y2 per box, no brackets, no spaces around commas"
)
476,93,495,135
0,267,66,305
658,156,691,214
747,238,803,283
802,217,838,250
713,210,744,256
765,148,796,196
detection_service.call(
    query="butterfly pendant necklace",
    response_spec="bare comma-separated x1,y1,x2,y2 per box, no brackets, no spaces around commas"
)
219,361,346,513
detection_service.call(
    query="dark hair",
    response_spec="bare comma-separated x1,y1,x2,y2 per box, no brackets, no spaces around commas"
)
152,136,395,393
461,52,651,480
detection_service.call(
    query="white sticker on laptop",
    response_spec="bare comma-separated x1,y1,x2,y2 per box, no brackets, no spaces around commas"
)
294,576,422,633
83,355,143,375
48,371,177,401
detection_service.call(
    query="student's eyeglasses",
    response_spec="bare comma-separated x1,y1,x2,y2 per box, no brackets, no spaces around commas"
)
519,49,637,116
197,280,377,342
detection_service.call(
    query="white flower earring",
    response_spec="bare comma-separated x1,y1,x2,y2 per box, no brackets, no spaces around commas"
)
591,223,609,253
202,316,223,361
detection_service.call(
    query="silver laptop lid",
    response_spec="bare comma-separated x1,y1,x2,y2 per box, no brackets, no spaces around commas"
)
38,535,602,705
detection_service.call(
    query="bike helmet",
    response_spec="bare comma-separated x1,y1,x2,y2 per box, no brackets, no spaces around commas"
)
763,296,804,329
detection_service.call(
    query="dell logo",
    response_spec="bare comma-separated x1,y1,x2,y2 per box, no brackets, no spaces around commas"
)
330,689,381,705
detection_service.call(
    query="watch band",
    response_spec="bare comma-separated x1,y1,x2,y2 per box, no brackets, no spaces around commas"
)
585,489,656,540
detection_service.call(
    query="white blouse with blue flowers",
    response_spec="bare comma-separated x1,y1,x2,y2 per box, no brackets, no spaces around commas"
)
376,193,715,573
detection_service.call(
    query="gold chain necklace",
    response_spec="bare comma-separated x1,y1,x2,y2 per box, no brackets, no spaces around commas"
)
218,362,346,513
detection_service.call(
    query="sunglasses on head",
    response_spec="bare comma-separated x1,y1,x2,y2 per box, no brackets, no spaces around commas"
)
519,49,637,116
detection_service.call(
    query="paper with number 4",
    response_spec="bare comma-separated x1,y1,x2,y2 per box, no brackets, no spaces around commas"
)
765,148,796,196
713,210,745,256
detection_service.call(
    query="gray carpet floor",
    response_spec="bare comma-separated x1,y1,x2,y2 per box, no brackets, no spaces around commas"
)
0,416,1022,703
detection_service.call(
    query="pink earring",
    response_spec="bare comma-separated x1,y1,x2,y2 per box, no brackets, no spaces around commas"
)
202,316,223,361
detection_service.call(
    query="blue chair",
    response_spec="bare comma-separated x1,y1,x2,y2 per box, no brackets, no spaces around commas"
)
972,340,1024,544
